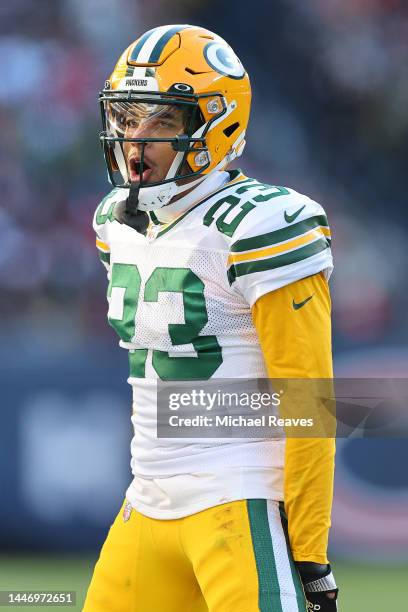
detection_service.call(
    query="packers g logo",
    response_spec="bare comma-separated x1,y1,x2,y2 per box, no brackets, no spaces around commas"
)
204,42,245,79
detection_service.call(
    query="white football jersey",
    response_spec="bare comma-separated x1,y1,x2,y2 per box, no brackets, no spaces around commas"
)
94,170,333,518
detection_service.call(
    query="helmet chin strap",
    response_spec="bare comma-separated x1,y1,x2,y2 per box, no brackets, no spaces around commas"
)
135,139,207,211
136,144,236,213
135,144,236,213
136,174,206,212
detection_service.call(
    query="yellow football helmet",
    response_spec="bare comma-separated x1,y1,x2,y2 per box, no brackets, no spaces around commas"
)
99,24,251,211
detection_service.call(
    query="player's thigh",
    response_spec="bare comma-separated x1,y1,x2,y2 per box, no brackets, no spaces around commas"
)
184,499,306,612
83,500,141,612
83,500,207,612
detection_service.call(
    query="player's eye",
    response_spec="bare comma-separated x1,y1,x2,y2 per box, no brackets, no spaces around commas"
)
158,120,174,128
125,118,139,129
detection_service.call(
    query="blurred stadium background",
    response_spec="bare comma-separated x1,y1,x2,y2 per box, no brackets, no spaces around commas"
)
1,0,407,609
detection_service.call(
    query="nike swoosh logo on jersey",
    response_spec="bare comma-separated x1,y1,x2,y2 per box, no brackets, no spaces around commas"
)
293,295,313,310
284,205,305,223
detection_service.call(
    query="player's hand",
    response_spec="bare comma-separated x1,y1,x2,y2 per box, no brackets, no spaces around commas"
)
295,562,338,611
304,591,338,611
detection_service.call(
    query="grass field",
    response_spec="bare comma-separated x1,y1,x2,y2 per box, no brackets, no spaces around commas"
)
0,555,406,610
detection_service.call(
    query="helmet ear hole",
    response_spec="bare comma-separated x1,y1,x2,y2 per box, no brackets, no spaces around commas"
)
223,122,240,138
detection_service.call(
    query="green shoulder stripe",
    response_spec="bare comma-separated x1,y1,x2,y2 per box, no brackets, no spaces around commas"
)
98,250,110,265
230,214,329,253
228,237,330,284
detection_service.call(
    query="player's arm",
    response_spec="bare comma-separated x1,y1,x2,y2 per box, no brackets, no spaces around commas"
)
251,271,338,608
95,235,111,276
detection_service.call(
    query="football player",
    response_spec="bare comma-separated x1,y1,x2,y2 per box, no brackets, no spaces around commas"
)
84,24,338,612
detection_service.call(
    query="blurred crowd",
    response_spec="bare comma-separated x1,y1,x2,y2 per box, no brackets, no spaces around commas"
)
1,0,407,354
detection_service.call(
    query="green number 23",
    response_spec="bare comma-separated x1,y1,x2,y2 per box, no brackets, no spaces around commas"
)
108,264,222,381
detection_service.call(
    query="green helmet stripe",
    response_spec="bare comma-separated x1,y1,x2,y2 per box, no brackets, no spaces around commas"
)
147,25,189,63
129,28,157,63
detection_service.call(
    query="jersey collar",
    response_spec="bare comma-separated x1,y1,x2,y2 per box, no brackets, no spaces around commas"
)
151,171,230,224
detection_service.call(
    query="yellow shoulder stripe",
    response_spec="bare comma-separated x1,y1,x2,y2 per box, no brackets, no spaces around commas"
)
228,226,330,265
96,238,110,253
228,172,248,185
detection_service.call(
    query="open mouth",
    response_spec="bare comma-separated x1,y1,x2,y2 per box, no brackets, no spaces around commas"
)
129,158,153,183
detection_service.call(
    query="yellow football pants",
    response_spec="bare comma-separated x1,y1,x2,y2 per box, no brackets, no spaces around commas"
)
83,499,306,612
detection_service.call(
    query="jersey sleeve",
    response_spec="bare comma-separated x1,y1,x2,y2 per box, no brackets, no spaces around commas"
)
93,189,120,276
226,186,333,306
251,273,335,564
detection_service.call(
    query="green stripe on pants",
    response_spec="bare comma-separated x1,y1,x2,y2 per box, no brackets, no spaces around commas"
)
247,499,283,612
